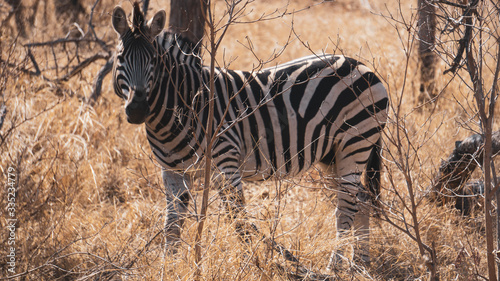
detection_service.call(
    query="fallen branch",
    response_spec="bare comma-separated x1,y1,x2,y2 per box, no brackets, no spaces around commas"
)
56,52,110,83
24,38,102,48
431,131,500,213
87,57,114,106
2,0,114,100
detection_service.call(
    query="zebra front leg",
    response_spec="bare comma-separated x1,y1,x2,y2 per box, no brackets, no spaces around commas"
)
162,169,191,254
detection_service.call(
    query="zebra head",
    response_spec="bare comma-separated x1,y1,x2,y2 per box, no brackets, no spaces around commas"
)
111,3,166,124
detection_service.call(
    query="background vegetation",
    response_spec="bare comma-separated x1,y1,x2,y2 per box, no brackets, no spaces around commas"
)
0,0,496,279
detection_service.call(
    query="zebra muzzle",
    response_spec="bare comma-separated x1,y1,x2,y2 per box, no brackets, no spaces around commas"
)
125,88,150,124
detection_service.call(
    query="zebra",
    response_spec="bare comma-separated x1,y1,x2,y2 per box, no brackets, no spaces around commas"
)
111,3,388,265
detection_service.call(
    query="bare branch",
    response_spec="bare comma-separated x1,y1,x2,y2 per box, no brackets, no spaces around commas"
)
442,0,480,75
435,0,468,10
88,0,109,53
87,57,114,106
57,53,110,82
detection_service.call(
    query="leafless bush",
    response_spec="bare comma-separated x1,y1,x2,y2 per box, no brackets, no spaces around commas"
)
432,1,500,279
379,1,500,280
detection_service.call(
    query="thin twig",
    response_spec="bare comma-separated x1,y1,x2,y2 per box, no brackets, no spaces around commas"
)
88,0,109,53
24,38,103,48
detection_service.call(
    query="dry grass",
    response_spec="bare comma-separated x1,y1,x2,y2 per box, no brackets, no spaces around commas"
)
0,0,496,280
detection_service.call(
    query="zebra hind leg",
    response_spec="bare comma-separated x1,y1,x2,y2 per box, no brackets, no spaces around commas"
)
215,166,314,270
215,170,252,242
326,173,372,269
162,170,191,254
325,149,376,269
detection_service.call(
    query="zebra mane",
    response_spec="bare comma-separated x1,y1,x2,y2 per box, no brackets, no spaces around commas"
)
163,31,202,58
132,2,146,34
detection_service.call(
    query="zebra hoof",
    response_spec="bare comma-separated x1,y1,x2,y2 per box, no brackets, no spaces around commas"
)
326,251,345,271
164,228,182,255
327,250,370,271
165,239,181,255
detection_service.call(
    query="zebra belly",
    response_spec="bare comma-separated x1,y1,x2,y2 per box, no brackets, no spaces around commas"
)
237,120,330,181
239,155,317,181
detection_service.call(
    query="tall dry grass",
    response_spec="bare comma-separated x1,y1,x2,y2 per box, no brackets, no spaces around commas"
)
0,0,495,280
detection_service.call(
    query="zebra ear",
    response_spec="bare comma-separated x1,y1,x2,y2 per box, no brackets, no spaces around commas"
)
112,6,129,37
148,10,166,38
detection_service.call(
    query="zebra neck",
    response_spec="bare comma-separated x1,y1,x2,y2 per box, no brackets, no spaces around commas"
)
160,32,203,106
144,33,206,151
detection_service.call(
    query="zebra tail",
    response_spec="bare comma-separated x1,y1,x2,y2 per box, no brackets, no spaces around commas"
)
366,138,382,210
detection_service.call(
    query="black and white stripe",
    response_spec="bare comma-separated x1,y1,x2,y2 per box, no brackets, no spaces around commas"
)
111,4,388,264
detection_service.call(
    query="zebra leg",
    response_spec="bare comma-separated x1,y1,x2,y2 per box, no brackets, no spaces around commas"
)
327,149,374,268
213,156,251,241
162,169,191,253
211,151,246,216
340,173,371,263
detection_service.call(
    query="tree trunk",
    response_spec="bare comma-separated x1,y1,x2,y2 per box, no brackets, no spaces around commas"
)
168,0,207,47
417,0,436,102
168,1,208,278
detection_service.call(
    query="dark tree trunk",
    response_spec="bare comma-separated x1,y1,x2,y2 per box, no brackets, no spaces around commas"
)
168,0,207,48
5,0,27,37
417,0,437,103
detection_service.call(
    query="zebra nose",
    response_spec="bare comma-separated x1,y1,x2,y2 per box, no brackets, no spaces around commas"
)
125,101,150,124
125,87,150,124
